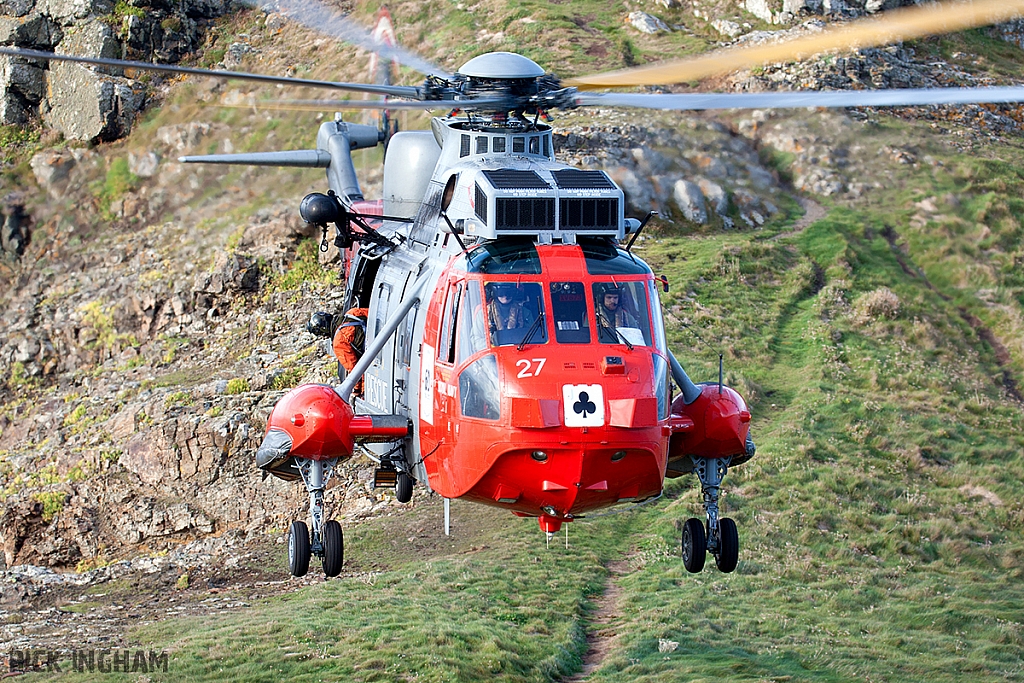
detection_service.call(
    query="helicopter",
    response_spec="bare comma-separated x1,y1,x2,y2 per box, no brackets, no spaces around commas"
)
5,0,1024,579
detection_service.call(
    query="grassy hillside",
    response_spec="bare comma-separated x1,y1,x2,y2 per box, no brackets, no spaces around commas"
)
18,111,1024,681
9,2,1024,682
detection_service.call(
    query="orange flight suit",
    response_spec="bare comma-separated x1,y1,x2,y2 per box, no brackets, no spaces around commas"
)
332,307,368,392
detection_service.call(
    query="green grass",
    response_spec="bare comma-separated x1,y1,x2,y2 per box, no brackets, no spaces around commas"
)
98,157,140,218
266,239,340,295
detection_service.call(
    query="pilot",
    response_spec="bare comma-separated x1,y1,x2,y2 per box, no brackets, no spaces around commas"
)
487,283,533,338
308,307,369,392
596,284,638,331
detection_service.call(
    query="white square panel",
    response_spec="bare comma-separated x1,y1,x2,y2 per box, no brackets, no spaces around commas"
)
562,384,604,427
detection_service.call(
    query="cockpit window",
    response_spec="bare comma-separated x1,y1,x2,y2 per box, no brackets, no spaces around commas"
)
647,280,667,354
580,237,652,276
550,282,591,344
459,354,500,420
593,281,653,346
457,281,488,364
484,282,546,347
465,239,542,274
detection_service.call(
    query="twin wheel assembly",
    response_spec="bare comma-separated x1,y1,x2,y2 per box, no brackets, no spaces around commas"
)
287,457,345,578
681,456,740,574
286,455,414,578
289,518,344,578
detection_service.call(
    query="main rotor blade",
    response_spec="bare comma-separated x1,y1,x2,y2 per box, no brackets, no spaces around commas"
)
267,97,510,110
215,98,448,112
258,0,451,79
0,46,422,99
567,0,1024,89
576,86,1024,110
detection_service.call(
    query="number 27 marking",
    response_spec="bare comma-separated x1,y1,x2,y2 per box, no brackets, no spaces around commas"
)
516,358,547,378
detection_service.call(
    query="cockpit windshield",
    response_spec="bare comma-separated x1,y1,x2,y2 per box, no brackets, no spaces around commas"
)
450,239,661,362
550,282,591,344
593,281,653,347
484,282,547,347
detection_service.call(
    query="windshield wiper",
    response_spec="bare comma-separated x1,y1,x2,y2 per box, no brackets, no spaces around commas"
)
517,313,545,351
599,323,634,350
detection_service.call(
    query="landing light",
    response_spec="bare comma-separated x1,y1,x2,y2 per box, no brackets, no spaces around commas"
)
531,450,548,462
611,450,626,462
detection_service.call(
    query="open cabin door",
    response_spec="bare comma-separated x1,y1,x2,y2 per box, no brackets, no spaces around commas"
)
357,259,423,417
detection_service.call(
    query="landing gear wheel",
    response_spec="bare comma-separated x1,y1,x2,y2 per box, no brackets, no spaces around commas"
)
681,518,706,573
715,517,739,573
396,472,413,503
288,521,310,577
322,519,344,578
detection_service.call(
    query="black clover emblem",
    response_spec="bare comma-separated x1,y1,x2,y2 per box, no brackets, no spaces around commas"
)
573,391,597,418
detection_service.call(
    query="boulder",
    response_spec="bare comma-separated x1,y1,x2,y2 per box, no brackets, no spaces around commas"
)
608,166,659,215
1,55,45,100
0,0,36,18
129,150,160,177
29,149,76,197
745,0,777,23
697,177,729,215
1,54,46,123
673,180,709,225
45,63,145,140
41,21,147,140
0,11,61,46
627,11,671,34
711,19,743,38
1,204,30,258
35,0,113,25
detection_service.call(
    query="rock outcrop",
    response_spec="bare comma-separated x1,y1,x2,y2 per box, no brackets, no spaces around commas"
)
556,116,782,228
1,0,233,139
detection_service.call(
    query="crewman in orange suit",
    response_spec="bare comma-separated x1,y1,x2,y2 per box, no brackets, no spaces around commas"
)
307,307,369,394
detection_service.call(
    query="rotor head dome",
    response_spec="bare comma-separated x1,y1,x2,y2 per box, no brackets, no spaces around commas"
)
457,52,545,79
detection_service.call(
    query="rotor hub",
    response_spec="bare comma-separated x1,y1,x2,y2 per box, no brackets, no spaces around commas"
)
457,52,545,79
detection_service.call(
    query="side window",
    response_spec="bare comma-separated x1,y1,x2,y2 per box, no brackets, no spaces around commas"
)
484,282,546,347
593,281,653,346
438,282,463,364
457,281,489,364
459,354,500,420
647,280,667,354
550,282,590,343
375,282,392,337
399,302,419,366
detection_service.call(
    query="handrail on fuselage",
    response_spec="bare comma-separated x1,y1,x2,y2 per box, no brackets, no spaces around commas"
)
337,276,428,403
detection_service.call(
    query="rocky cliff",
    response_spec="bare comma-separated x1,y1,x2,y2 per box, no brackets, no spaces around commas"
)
2,0,234,140
2,0,1023,578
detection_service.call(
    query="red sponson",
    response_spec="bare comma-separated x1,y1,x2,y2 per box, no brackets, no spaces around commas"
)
670,384,750,460
265,384,356,461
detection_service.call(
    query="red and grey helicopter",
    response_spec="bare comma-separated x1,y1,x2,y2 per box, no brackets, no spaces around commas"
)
6,0,1024,578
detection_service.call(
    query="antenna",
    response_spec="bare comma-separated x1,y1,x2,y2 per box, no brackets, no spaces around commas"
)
719,353,724,395
625,211,657,252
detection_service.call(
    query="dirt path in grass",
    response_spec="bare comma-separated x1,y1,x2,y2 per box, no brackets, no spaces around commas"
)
564,558,632,682
771,196,827,241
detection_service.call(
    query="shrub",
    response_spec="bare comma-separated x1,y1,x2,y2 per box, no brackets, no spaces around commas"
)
225,378,250,394
853,287,902,323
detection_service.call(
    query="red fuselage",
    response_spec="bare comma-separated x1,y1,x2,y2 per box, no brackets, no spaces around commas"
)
418,241,672,522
